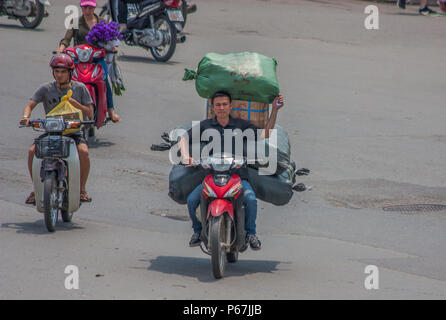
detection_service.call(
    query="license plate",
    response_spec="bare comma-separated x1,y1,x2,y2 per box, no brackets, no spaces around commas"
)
167,9,184,22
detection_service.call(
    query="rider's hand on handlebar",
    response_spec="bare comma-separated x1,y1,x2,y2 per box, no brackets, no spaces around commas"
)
20,117,30,126
55,45,65,54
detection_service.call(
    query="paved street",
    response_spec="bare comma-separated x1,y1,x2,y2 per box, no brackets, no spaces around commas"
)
0,0,445,299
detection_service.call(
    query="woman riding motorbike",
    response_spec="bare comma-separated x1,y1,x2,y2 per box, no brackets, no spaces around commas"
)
56,0,120,123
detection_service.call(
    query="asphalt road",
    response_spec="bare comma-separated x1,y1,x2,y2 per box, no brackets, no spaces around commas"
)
1,0,446,299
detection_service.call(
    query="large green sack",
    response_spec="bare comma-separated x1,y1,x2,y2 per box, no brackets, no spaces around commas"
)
183,52,280,104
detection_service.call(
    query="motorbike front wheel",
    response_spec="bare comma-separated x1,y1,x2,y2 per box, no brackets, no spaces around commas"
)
19,1,44,29
43,172,59,232
150,14,177,62
210,215,227,279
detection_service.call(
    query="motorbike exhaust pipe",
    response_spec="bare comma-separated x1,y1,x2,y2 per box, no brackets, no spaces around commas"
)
177,35,186,44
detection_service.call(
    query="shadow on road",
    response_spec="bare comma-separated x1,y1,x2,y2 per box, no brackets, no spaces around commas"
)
0,23,44,31
390,13,421,16
144,256,283,282
87,138,115,149
1,220,84,235
118,55,179,65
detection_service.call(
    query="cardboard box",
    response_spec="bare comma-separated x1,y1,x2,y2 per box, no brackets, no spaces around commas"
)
206,99,270,128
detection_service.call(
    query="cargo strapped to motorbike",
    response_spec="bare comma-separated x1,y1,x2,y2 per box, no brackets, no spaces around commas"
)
152,51,310,206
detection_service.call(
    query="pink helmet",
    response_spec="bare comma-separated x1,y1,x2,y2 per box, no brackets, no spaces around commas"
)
80,0,96,7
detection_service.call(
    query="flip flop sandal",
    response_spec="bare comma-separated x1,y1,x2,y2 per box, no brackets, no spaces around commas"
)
80,191,92,202
25,192,36,205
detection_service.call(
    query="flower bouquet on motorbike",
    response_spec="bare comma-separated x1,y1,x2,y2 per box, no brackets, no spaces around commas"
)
86,21,125,96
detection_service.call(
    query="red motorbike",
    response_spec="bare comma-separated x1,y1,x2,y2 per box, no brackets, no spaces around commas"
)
197,154,248,279
63,44,108,140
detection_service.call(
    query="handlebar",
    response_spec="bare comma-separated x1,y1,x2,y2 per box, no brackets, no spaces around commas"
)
20,119,96,128
181,156,248,171
52,48,116,55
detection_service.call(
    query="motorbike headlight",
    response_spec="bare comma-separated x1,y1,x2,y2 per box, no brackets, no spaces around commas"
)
44,118,65,132
213,174,230,187
76,47,93,63
223,182,242,198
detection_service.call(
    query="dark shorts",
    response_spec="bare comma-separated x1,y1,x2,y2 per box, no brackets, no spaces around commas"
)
33,132,87,147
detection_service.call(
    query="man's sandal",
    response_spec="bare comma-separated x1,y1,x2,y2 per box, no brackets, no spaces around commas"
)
80,191,92,202
25,192,36,205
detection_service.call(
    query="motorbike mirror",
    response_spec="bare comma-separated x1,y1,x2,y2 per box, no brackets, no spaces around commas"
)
296,168,310,176
293,183,307,192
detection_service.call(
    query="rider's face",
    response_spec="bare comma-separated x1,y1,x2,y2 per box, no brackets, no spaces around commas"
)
53,68,70,84
212,96,232,118
81,5,95,17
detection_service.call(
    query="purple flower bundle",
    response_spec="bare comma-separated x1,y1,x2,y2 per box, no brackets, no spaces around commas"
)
86,21,123,45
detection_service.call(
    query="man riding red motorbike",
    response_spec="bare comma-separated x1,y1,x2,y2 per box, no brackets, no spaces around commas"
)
57,0,120,123
63,44,109,134
178,91,284,251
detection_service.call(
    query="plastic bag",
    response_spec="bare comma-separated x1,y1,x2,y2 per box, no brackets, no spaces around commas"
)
46,89,83,135
183,52,280,104
109,55,125,96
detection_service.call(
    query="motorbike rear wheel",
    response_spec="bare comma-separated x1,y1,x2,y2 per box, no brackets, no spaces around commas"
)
181,0,187,28
61,208,73,223
19,1,44,29
83,112,96,143
210,215,227,279
99,3,111,22
149,14,177,62
226,249,238,263
61,189,72,222
43,172,59,232
88,123,96,139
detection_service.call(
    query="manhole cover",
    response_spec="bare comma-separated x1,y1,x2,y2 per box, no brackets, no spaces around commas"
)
382,204,446,213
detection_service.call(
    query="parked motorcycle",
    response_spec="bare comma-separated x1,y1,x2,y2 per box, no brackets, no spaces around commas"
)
100,0,190,30
0,0,50,29
59,45,110,141
99,0,185,62
98,0,112,22
192,154,250,279
21,118,94,232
